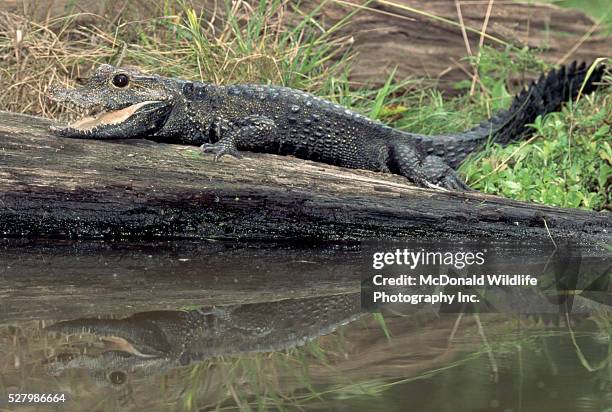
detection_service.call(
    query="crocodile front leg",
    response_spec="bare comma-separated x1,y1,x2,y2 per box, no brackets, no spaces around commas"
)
201,115,276,161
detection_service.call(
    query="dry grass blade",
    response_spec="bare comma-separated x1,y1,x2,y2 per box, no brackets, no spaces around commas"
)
454,0,473,59
373,0,511,47
556,12,607,65
0,11,116,118
469,0,494,96
0,2,353,119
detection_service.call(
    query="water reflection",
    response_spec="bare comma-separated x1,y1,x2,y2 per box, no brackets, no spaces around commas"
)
2,303,610,411
1,239,610,411
44,293,363,378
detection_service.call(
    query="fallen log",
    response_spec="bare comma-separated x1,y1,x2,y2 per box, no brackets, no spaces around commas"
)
305,0,611,91
0,111,610,243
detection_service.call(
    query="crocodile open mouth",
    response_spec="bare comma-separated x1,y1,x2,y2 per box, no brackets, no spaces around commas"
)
65,101,161,131
45,330,163,362
50,98,173,139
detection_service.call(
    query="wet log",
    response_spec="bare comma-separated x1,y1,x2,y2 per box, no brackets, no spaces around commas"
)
0,111,610,243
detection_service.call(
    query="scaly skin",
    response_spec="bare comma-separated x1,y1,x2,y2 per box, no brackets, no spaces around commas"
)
50,62,605,190
44,293,363,386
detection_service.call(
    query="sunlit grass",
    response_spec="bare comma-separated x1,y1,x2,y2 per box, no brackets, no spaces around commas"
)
461,90,611,209
358,46,610,211
0,0,354,119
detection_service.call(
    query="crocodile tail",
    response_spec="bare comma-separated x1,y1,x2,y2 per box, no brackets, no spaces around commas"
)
473,61,605,146
420,61,606,169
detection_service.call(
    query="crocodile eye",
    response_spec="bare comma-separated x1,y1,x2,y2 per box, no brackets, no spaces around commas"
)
112,74,129,88
108,370,127,385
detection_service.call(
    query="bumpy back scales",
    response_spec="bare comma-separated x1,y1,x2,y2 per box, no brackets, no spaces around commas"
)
50,62,605,190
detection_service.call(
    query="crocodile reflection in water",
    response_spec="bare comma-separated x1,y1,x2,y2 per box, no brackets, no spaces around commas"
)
44,293,363,385
43,246,610,390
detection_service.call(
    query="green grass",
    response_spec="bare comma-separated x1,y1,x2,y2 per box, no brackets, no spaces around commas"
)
347,46,610,211
461,90,610,209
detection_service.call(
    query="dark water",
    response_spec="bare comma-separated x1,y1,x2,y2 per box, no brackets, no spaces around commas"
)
307,321,612,412
0,239,610,411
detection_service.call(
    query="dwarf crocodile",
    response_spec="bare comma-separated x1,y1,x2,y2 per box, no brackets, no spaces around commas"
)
50,62,605,190
44,293,363,384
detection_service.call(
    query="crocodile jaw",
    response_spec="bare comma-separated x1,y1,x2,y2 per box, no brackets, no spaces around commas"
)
101,336,161,358
51,100,173,139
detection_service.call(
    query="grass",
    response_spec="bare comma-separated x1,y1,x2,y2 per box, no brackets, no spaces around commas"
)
352,46,611,210
0,1,609,213
461,89,611,209
452,48,610,210
0,1,354,118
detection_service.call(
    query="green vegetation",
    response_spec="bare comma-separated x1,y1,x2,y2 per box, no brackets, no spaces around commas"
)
453,49,609,210
356,47,610,211
0,1,609,212
461,88,610,209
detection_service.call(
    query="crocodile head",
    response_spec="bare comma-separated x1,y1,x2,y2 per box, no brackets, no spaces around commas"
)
49,64,177,139
44,316,182,383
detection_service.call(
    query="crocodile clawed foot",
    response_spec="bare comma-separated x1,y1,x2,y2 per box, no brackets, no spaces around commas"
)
439,175,472,191
200,143,243,161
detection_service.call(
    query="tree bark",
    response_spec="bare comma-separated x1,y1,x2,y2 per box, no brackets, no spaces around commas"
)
0,111,609,243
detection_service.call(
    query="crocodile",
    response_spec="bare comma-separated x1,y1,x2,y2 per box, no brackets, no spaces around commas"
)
49,62,605,190
44,293,363,386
